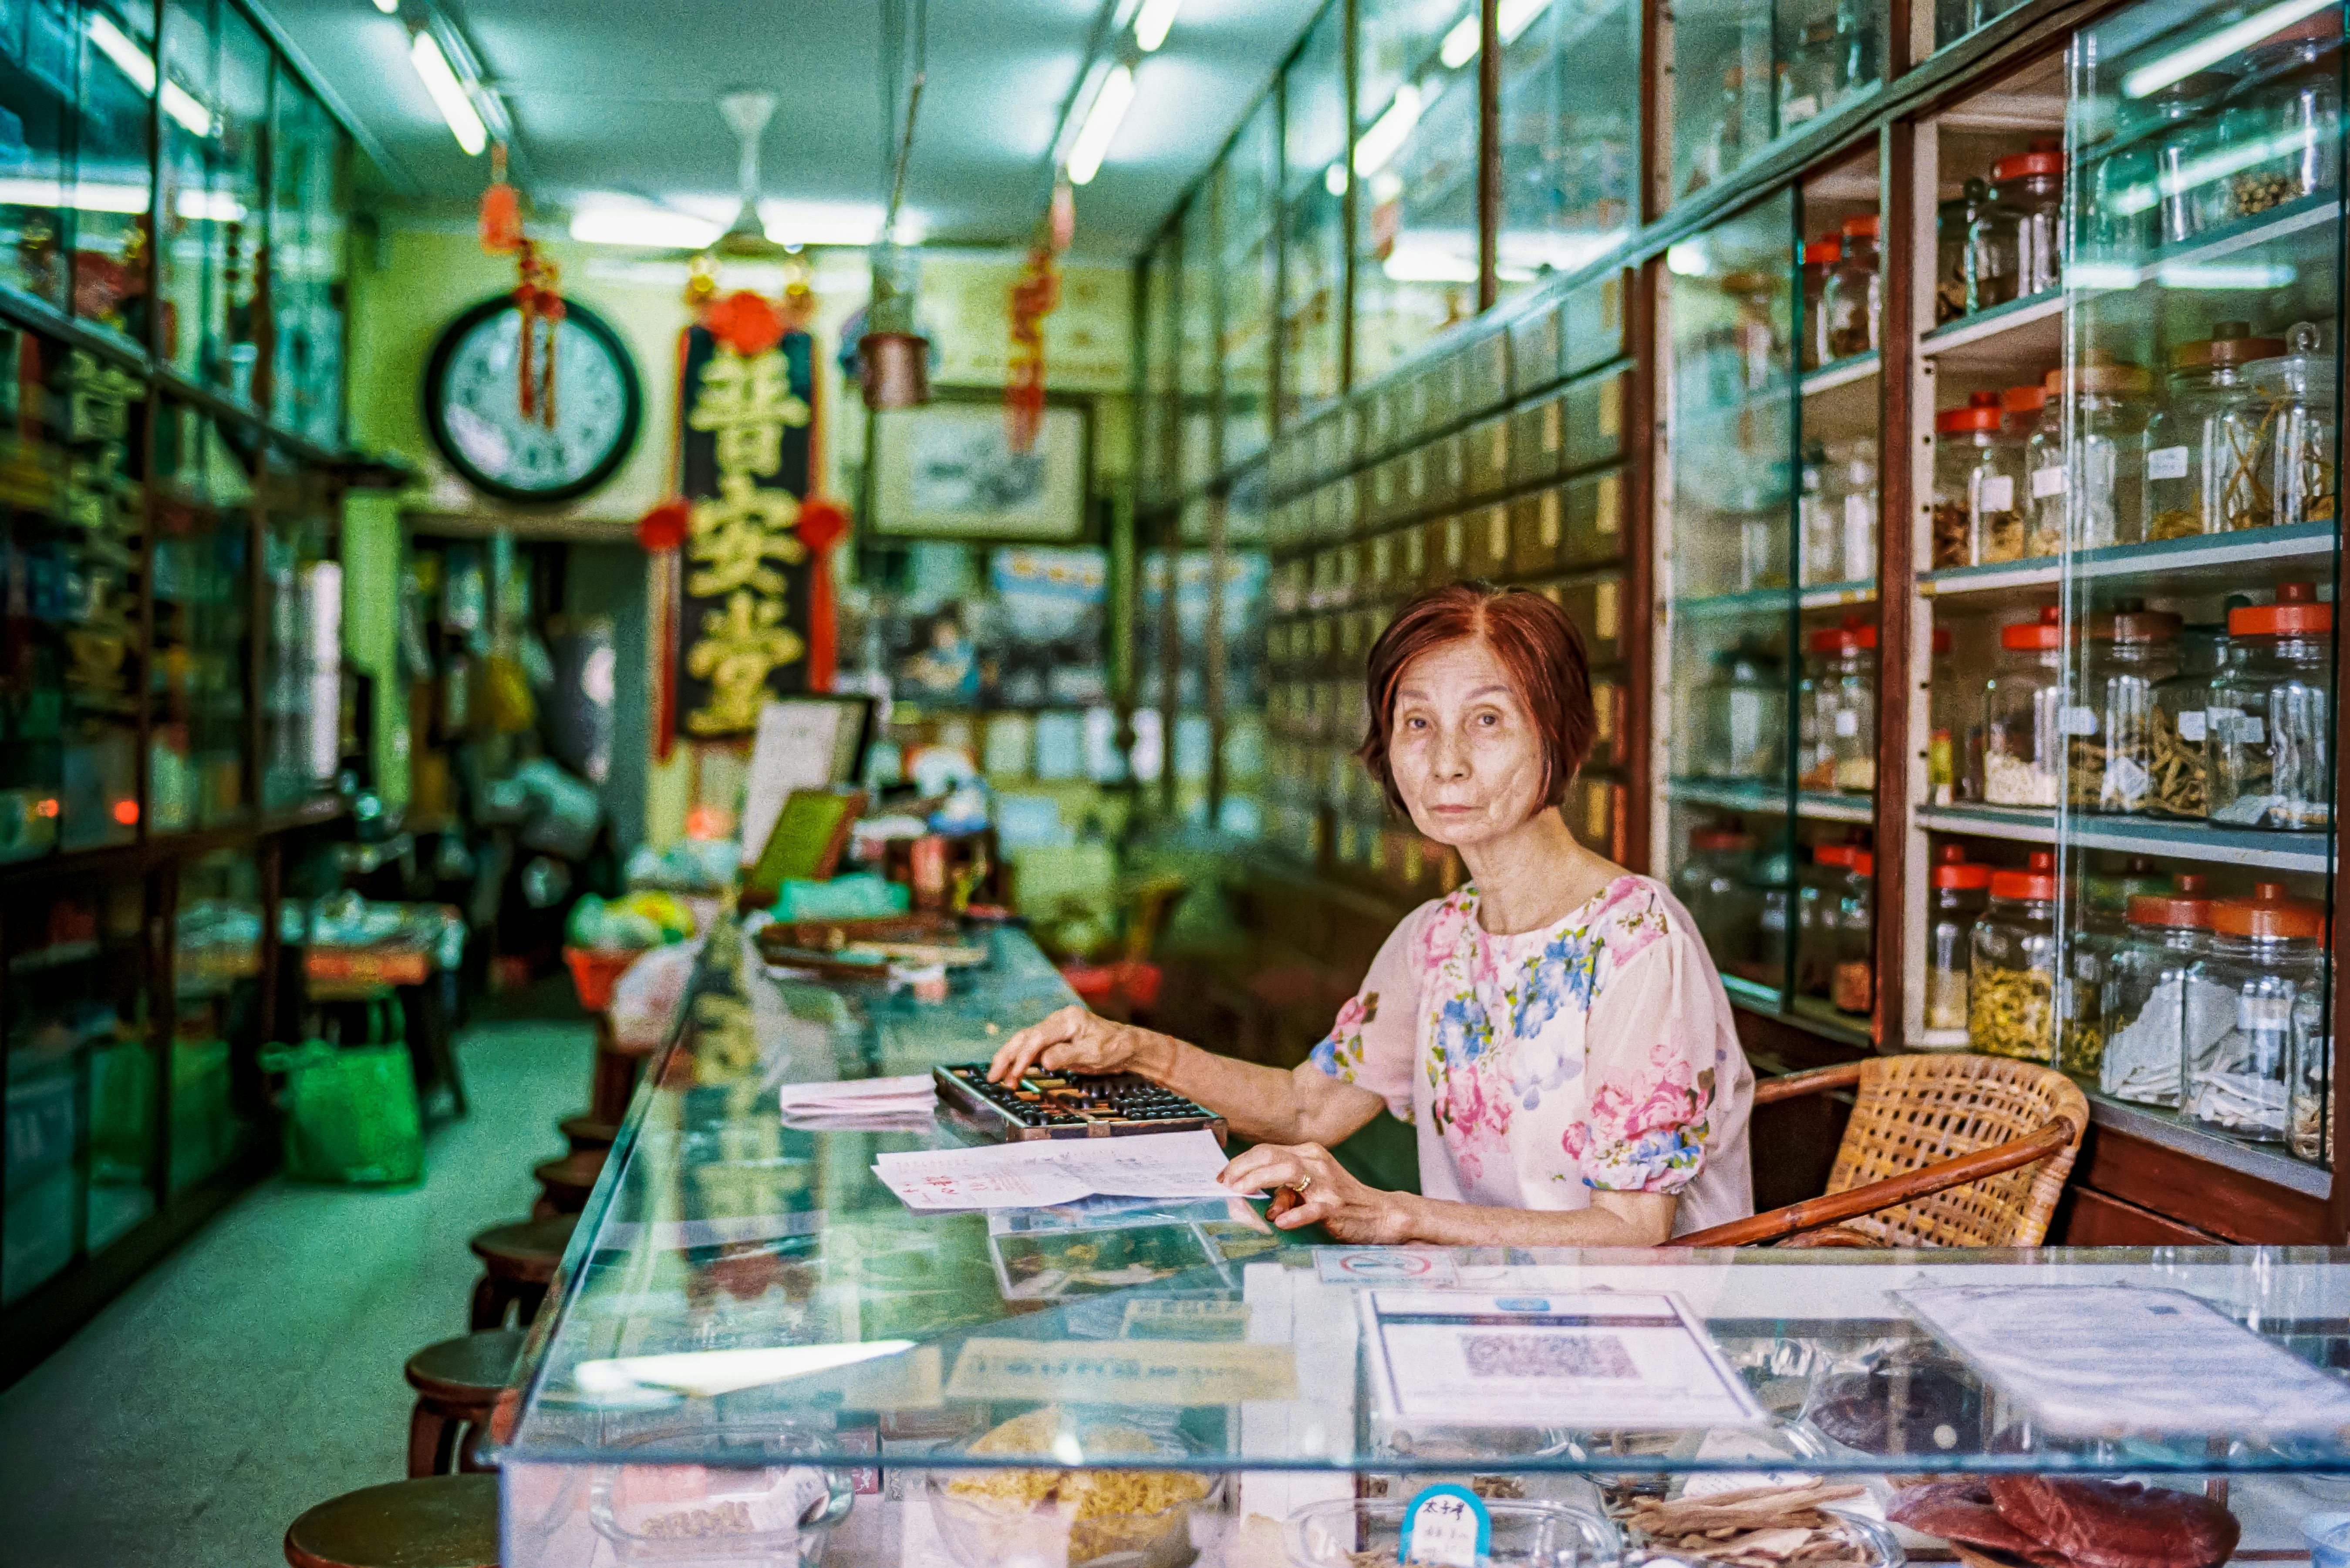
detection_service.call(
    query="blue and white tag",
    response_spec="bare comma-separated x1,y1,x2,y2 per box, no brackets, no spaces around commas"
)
1401,1484,1490,1568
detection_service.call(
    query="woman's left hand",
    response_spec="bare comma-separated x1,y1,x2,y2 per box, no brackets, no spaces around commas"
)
1218,1141,1417,1242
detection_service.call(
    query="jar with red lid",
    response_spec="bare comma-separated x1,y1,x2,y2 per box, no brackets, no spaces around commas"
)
1823,214,1881,361
2142,322,2287,541
1831,849,1876,1017
1969,850,2060,1062
1923,845,1991,1045
1800,616,1876,793
2185,883,2326,1143
2100,875,2219,1107
1931,392,2014,566
2048,359,2153,551
1983,606,2065,806
2208,582,2333,830
1794,841,1860,1002
1799,238,1841,372
2215,14,2341,220
1965,146,2063,313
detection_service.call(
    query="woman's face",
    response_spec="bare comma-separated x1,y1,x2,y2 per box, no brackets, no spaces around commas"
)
1386,636,1551,848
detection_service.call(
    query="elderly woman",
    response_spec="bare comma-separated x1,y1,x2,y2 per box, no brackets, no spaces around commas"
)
991,581,1754,1245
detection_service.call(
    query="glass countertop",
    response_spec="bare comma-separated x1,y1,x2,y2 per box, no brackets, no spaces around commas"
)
499,920,2350,1479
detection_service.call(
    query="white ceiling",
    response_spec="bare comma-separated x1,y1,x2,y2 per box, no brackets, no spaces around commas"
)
256,0,1323,256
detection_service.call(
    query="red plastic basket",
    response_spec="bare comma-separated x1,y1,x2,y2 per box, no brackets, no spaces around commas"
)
563,946,641,1012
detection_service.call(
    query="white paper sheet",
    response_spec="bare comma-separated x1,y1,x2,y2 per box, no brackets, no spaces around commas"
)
740,699,858,866
778,1075,937,1114
1896,1282,2350,1440
871,1130,1234,1211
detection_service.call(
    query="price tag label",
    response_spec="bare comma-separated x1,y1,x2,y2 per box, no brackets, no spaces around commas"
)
2031,465,2067,499
1402,1484,1491,1568
1980,474,2015,512
2148,445,2190,481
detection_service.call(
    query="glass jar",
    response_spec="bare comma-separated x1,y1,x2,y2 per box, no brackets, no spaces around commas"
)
1798,239,1840,373
2151,74,2236,242
1799,440,1836,585
2144,323,2288,540
1926,627,1963,804
1743,844,1794,989
1936,179,1986,324
1679,823,1762,963
1824,436,1879,585
2245,321,2338,531
1696,643,1785,780
2058,359,2154,550
2291,1016,2333,1166
1831,849,1876,1017
1779,22,1839,128
1966,146,2064,313
1923,844,1991,1046
1801,617,1877,794
1721,268,1785,396
2099,876,2216,1108
2147,622,2226,819
1932,393,2012,566
1970,851,2059,1063
1983,607,2065,806
2021,375,2067,553
1822,215,1881,361
2222,18,2340,219
2185,884,2327,1144
2208,582,2333,830
1794,841,1860,1002
2068,602,2181,814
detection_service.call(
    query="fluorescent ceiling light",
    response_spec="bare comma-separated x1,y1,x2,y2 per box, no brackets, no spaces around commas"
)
1437,0,1551,69
409,28,487,155
1324,162,1348,196
86,13,213,136
1382,235,1478,283
573,1340,915,1400
0,177,145,213
2122,0,2332,97
1066,62,1134,185
765,199,916,248
1353,84,1423,178
1134,0,1182,51
1052,58,1114,165
176,188,244,222
1665,241,1709,276
569,203,720,249
2158,260,2298,289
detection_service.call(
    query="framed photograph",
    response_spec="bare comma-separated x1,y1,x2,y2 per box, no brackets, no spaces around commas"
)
869,396,1090,541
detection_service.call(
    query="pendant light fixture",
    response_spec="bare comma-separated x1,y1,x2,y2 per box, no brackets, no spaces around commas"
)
859,0,930,410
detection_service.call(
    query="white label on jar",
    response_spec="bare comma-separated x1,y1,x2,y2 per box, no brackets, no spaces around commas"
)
1834,710,1860,737
2060,704,2100,736
2177,710,2207,742
2148,445,2190,481
2031,465,2067,498
2109,756,2152,802
1843,496,1873,578
2211,792,2281,825
2242,716,2268,744
2239,994,2293,1031
1980,474,2016,512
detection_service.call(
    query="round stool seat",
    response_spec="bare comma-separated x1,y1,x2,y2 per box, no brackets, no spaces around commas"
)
468,1215,576,1281
405,1329,525,1408
531,1149,606,1217
557,1113,618,1152
284,1474,500,1568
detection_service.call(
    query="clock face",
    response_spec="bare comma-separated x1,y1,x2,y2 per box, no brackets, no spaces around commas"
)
424,295,642,504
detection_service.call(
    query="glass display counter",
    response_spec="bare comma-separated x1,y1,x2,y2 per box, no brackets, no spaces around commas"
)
495,921,2350,1568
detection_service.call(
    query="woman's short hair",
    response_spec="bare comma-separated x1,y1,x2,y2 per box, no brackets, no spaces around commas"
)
1356,580,1597,815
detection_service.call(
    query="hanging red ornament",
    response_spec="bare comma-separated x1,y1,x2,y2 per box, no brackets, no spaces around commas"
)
1005,242,1061,455
512,239,564,428
705,289,786,357
637,497,691,552
793,495,850,554
479,143,521,254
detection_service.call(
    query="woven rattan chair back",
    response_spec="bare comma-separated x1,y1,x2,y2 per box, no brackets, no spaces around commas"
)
1822,1054,2087,1248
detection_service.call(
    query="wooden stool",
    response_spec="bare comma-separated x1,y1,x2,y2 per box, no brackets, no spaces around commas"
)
405,1329,524,1477
531,1148,606,1220
588,1013,659,1124
468,1214,576,1330
285,1474,499,1568
558,1112,618,1153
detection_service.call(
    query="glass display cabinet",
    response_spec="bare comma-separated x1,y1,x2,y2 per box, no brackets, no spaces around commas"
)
1220,104,1278,470
1280,2,1349,424
1352,0,1482,384
1497,0,1640,300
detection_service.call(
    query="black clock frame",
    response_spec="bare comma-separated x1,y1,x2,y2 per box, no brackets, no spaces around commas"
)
422,293,644,506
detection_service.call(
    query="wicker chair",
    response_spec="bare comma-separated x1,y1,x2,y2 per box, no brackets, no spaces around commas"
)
1677,1053,2088,1250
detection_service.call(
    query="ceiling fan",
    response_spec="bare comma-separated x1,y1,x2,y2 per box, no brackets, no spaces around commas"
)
711,89,786,259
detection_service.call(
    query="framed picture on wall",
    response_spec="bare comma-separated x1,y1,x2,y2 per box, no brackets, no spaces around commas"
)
869,394,1090,541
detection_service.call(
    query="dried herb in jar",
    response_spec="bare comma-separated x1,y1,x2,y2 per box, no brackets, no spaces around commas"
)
1970,963,2055,1061
1930,502,1970,569
2147,506,2199,541
2150,706,2207,817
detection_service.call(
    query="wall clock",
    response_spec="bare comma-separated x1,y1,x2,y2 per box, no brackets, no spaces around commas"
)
423,294,642,505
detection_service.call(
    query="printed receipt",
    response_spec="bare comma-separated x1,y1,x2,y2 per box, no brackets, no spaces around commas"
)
873,1129,1235,1211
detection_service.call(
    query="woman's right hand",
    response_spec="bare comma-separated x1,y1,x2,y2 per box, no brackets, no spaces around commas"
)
987,1005,1163,1083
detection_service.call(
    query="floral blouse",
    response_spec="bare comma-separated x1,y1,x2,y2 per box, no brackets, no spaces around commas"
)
1308,875,1754,1235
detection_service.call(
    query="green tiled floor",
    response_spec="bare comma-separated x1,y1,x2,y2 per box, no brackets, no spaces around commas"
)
0,1015,595,1566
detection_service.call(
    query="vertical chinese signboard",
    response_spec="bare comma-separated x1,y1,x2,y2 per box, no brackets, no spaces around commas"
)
676,324,816,736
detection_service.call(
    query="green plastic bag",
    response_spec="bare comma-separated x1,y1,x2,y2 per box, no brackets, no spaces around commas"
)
260,1039,425,1186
